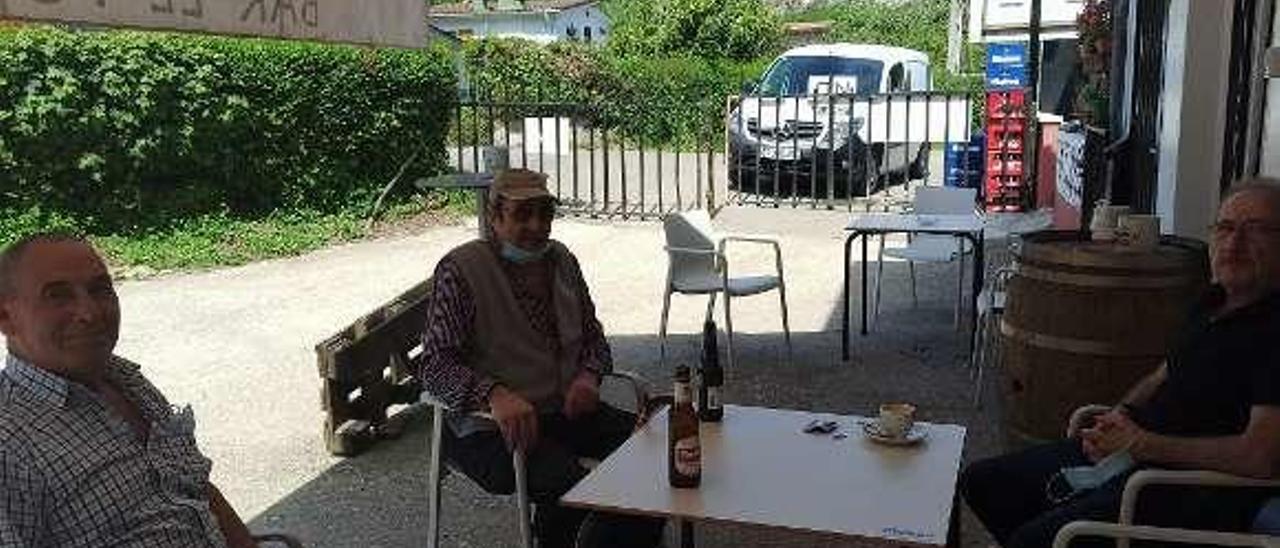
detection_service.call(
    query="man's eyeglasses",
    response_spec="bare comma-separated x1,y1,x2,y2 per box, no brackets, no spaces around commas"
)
1208,220,1280,240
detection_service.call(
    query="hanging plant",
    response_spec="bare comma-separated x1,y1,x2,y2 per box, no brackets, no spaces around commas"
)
1074,0,1111,126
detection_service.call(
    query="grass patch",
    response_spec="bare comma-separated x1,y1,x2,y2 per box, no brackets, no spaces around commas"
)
93,211,366,272
1,190,476,276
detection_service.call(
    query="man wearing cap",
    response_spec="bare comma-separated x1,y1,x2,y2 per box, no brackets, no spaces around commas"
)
419,169,663,548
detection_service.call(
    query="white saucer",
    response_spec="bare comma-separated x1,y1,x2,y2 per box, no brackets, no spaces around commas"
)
861,421,928,446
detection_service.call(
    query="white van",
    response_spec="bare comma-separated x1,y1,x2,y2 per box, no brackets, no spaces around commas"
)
728,43,932,197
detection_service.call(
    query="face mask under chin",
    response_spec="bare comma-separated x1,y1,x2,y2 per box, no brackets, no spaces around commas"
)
500,241,550,264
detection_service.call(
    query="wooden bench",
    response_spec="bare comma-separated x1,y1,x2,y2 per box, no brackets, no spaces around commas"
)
316,279,433,456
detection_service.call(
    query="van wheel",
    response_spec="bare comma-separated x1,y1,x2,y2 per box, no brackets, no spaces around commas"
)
909,143,930,180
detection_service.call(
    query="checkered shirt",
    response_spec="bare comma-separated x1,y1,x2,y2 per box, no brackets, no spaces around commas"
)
0,354,227,548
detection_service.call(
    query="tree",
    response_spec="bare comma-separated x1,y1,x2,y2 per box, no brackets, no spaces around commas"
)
604,0,781,61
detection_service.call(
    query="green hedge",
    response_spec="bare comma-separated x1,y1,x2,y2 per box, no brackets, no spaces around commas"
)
462,39,765,147
603,0,782,61
0,27,456,234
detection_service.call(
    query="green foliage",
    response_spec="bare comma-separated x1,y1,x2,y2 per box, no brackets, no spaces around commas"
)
462,38,764,147
595,54,765,146
93,210,366,271
604,0,782,61
0,26,457,236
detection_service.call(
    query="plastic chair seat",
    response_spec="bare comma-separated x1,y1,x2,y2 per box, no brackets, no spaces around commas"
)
672,274,781,296
882,239,962,263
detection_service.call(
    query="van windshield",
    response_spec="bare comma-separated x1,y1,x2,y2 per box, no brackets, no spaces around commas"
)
756,56,883,96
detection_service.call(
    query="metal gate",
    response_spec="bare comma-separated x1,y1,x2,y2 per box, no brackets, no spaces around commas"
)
448,101,723,220
725,90,976,210
447,92,975,218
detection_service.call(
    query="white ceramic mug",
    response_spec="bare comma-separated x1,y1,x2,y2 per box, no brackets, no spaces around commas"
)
877,403,916,438
1119,214,1161,250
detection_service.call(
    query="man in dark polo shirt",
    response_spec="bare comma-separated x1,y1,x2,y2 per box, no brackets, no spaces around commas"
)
961,179,1280,547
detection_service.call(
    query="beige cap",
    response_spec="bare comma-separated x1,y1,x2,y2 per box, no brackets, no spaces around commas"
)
489,168,554,203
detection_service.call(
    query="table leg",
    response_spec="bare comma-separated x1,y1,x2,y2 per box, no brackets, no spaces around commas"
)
674,518,695,548
947,490,962,547
967,232,984,361
473,188,489,239
842,232,856,361
861,233,869,336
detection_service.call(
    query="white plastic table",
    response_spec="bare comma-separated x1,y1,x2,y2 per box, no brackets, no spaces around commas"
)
562,405,967,547
842,213,986,361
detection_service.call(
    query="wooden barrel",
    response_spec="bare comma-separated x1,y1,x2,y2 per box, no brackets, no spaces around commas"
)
999,231,1208,441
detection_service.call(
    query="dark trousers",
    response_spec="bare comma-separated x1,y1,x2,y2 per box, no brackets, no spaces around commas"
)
444,403,665,548
960,439,1271,548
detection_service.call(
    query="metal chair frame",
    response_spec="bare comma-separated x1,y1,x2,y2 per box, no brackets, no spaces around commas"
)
423,371,655,548
1054,406,1280,548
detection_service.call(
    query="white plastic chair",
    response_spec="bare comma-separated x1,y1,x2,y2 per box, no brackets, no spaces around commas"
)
422,371,658,548
659,210,791,369
1053,406,1280,548
874,186,978,328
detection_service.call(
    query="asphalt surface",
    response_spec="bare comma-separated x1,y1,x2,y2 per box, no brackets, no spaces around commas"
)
6,203,1040,547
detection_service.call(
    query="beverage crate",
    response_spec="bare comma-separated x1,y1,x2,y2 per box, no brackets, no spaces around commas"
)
986,153,1024,177
986,90,1027,120
986,132,1024,155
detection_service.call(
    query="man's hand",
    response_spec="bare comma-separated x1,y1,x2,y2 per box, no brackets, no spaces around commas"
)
489,385,539,453
562,370,601,419
1080,410,1147,462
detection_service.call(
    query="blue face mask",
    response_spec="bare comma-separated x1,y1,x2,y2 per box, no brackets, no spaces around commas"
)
1048,450,1136,504
500,241,550,264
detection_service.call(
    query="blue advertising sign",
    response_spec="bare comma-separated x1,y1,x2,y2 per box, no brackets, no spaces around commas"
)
986,42,1028,90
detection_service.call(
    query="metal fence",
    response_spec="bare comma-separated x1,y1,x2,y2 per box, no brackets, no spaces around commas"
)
447,92,975,219
725,90,975,210
448,101,723,220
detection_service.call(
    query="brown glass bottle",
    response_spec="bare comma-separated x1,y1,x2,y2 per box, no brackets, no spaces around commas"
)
668,365,701,488
697,320,723,422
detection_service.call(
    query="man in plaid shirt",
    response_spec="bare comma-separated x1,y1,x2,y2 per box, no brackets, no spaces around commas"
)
0,233,257,547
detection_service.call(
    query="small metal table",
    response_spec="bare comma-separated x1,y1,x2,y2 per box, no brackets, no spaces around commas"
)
842,213,986,361
416,172,493,237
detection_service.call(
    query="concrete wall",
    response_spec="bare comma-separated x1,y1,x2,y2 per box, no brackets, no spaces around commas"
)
431,3,608,44
1155,0,1235,240
553,4,609,44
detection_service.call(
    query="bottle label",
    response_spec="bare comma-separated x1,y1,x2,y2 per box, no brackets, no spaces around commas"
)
706,387,721,410
675,384,692,403
674,436,701,476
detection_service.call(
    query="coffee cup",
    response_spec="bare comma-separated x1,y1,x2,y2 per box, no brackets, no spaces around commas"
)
877,403,916,438
1118,214,1161,250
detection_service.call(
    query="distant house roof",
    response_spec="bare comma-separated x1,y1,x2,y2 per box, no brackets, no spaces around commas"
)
430,0,599,16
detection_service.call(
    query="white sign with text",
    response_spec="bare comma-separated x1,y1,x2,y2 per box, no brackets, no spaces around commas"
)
1,0,426,48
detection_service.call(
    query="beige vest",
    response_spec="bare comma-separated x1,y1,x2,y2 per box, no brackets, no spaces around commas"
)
448,239,585,409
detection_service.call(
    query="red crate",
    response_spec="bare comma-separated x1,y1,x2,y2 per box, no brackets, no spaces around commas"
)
985,174,1025,193
986,90,1027,120
986,117,1027,135
986,155,1024,177
985,132,1024,153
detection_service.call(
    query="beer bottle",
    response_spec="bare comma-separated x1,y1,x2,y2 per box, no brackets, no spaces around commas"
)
697,320,724,422
668,365,701,488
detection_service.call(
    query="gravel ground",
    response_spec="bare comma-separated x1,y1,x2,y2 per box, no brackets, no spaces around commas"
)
8,204,1035,547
